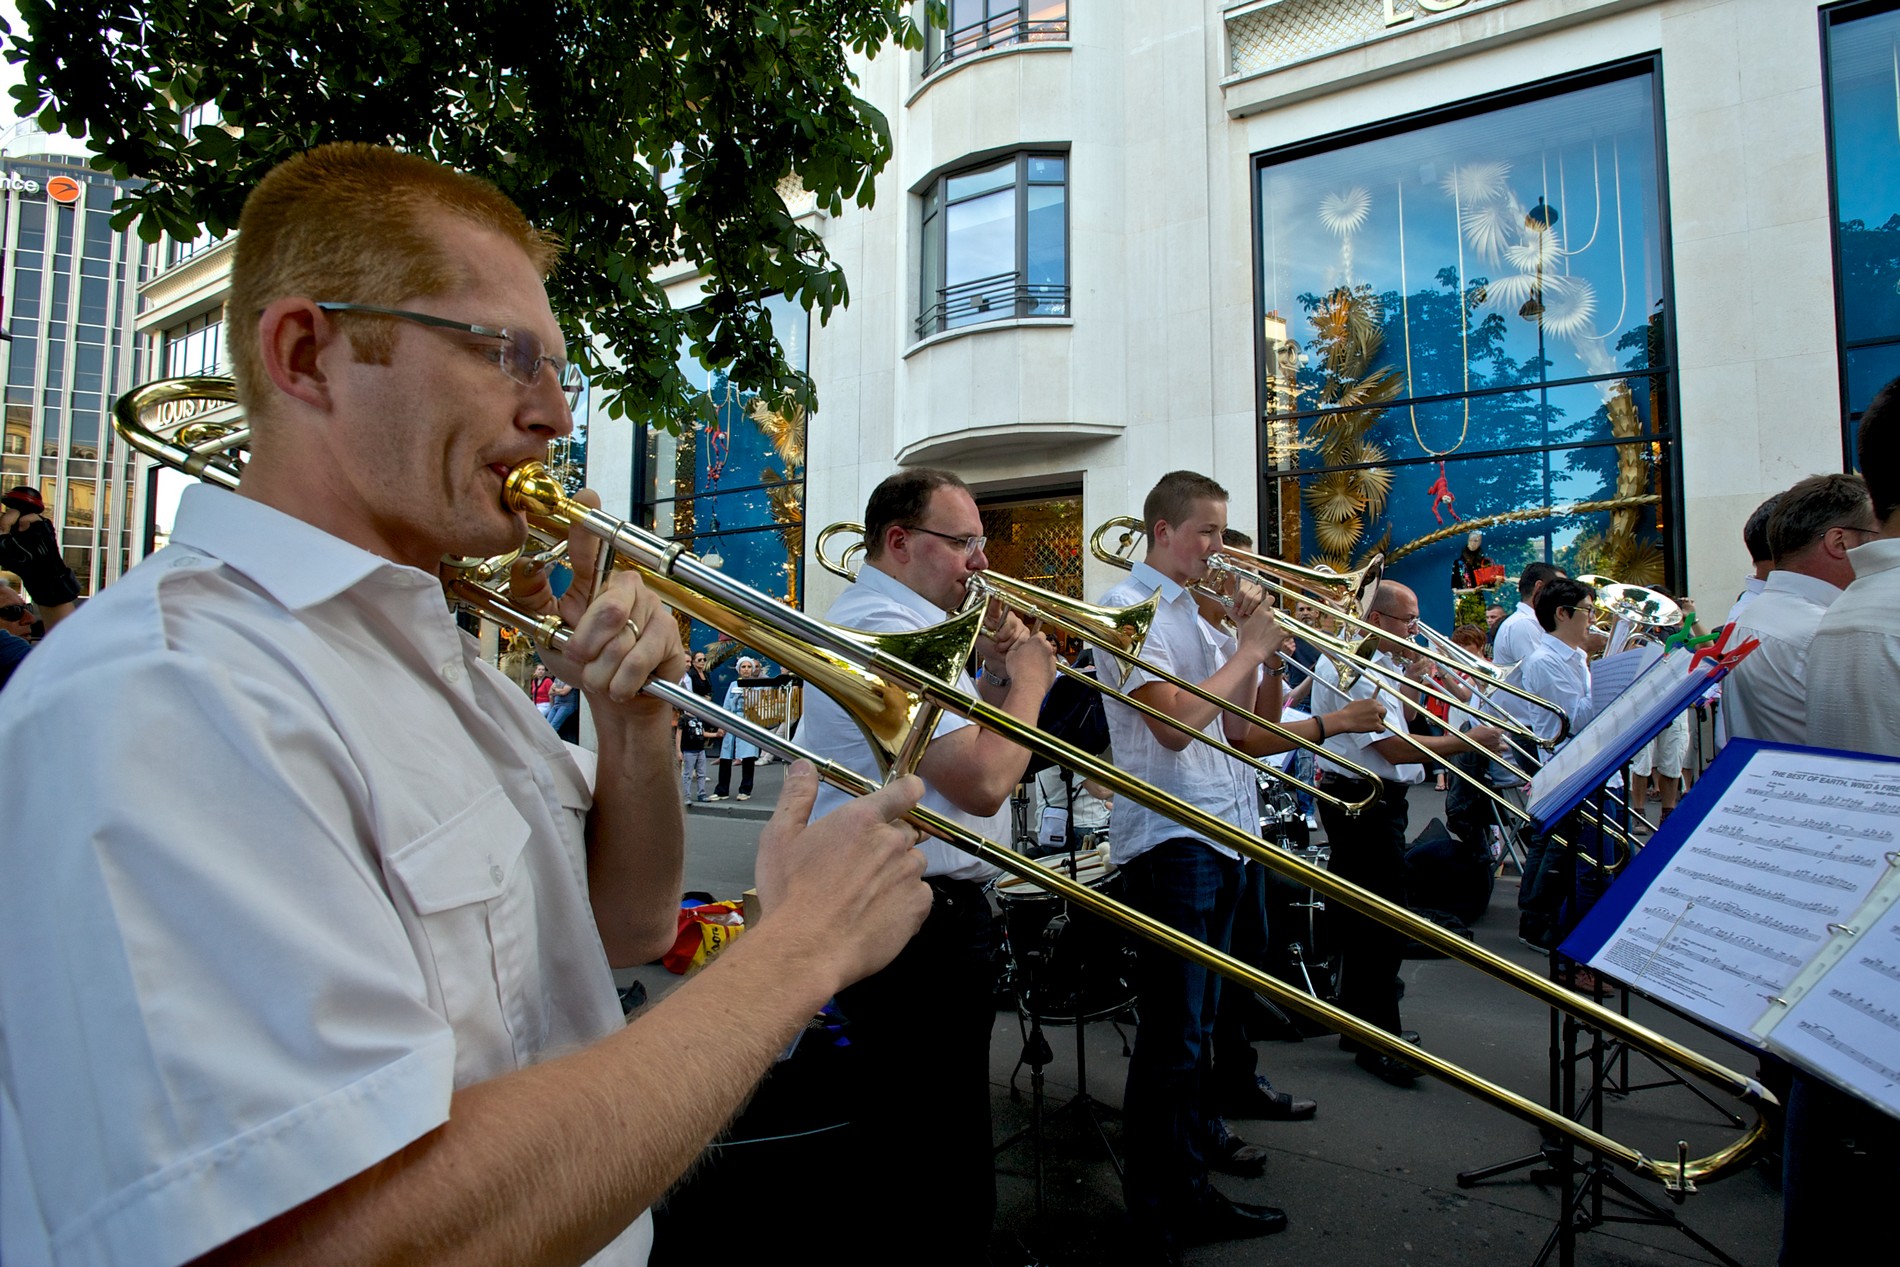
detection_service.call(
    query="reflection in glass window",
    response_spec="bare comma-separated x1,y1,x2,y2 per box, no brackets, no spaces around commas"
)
1827,2,1900,447
924,0,1067,75
1255,66,1674,628
638,294,810,640
163,308,225,377
918,152,1068,338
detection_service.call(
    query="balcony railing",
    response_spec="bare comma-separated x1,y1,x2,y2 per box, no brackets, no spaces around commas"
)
917,271,1069,340
925,8,1069,76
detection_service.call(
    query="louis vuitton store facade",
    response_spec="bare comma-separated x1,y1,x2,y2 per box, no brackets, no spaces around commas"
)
600,0,1890,633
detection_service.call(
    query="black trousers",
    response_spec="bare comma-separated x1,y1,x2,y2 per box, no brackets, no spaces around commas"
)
1318,777,1410,1034
833,877,996,1263
1210,859,1270,1091
713,756,754,796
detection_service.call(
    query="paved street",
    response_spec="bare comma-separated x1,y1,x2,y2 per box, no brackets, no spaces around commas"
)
626,762,1781,1266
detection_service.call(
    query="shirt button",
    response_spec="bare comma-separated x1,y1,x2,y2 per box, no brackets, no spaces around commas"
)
490,864,505,885
442,660,462,683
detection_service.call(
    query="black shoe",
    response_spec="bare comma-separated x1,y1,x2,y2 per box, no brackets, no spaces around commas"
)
1182,1194,1289,1244
1338,1029,1419,1055
1207,1130,1269,1177
1221,1077,1318,1121
1355,1050,1421,1087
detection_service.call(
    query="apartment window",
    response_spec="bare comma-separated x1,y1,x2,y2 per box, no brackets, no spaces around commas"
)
1826,1,1900,452
918,152,1068,339
163,308,225,378
924,1,1068,73
1254,62,1677,624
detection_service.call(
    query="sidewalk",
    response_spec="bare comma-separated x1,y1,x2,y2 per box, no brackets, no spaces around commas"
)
626,781,1780,1265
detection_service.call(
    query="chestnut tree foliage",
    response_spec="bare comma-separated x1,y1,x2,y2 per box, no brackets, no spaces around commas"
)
6,0,935,430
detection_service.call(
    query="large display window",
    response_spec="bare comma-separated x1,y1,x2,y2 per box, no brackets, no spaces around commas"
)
1826,0,1900,454
1254,62,1678,628
632,294,810,683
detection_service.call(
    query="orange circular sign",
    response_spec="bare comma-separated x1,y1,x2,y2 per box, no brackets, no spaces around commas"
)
45,175,80,204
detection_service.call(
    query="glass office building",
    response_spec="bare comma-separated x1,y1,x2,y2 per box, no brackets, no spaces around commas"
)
0,149,149,595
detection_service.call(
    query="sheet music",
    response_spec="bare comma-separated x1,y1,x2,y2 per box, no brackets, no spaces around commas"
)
1769,908,1900,1114
1606,617,1635,658
1582,747,1900,1044
1587,642,1662,713
1530,645,1697,824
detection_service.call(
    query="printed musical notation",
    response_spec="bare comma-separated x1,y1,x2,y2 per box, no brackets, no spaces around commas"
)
1773,919,1900,1112
1576,747,1900,1045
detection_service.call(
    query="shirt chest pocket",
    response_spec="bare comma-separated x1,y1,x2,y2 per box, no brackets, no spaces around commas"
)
385,786,544,1080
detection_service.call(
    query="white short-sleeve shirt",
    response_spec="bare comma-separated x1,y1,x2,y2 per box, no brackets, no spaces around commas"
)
1808,537,1900,757
800,562,1002,881
1098,562,1257,864
1725,570,1844,745
1491,602,1541,668
0,485,649,1267
1307,652,1424,785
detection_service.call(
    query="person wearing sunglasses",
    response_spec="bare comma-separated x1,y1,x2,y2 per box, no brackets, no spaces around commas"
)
0,143,935,1267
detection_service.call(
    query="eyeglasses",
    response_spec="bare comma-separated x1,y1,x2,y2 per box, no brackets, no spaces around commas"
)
0,603,30,621
1833,524,1880,544
1373,610,1420,629
316,303,584,403
902,525,988,558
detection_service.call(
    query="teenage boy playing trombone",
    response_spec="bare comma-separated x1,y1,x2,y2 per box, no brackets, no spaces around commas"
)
1098,470,1381,1266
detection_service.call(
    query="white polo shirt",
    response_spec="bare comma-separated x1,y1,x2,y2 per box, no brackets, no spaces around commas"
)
1500,628,1595,747
0,485,646,1267
801,562,1002,882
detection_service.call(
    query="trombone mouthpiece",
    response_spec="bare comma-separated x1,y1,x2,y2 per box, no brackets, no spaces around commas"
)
504,463,568,518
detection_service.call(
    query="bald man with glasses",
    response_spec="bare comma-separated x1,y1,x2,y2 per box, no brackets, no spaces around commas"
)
1310,581,1507,1086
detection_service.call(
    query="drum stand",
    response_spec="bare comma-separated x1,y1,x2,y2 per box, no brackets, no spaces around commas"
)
997,773,1129,1218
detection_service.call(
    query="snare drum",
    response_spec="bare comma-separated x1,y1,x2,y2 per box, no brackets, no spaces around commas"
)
995,847,1137,1022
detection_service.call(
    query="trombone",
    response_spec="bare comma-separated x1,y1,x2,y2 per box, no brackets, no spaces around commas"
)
1098,517,1574,749
1092,517,1654,865
116,377,1774,1198
814,523,1384,817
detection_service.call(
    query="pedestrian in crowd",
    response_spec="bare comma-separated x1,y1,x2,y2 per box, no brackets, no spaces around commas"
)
528,660,555,717
676,651,715,803
546,674,579,740
711,656,763,801
1,487,80,635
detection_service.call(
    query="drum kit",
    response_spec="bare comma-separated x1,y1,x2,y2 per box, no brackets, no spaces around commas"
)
989,775,1343,1062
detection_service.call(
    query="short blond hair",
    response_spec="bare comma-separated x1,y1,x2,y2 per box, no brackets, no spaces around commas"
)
229,143,559,410
1142,471,1228,536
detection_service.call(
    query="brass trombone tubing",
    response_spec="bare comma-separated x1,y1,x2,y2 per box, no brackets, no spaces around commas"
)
1088,516,1568,750
455,576,1764,1193
814,523,1386,815
114,378,1772,1196
1394,650,1657,853
1301,651,1644,871
514,476,1770,1112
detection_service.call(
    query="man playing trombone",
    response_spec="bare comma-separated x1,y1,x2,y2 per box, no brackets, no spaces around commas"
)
797,467,1058,1264
1099,471,1382,1264
0,144,936,1267
1309,581,1508,1086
